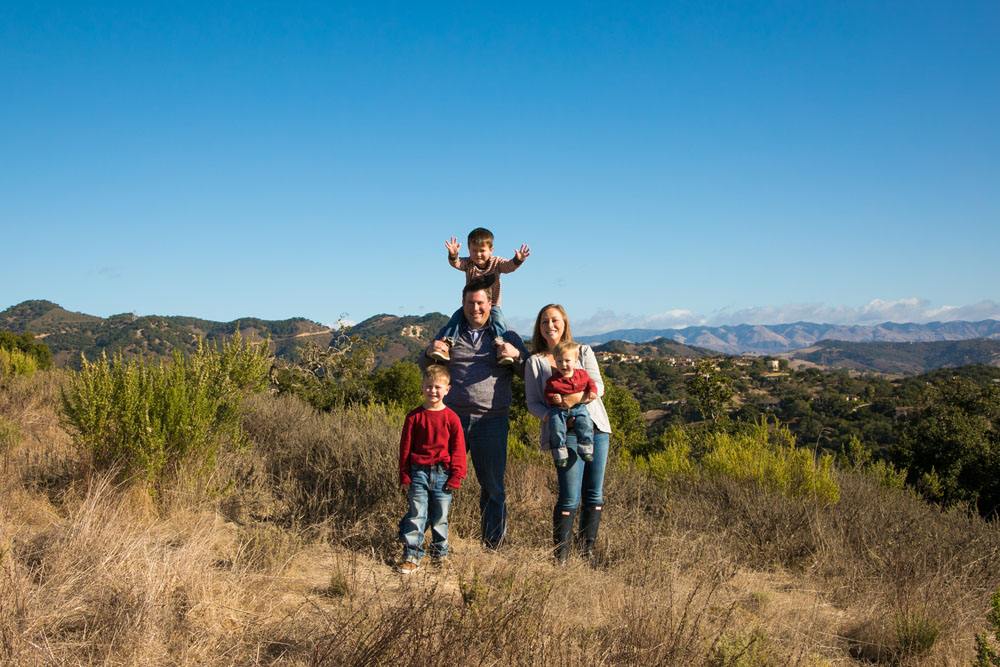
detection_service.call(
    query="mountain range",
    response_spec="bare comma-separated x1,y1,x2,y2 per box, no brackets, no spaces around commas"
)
575,320,1000,355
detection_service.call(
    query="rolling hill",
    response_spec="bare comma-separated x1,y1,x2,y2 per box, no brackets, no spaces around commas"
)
783,338,1000,374
576,320,1000,354
0,300,334,367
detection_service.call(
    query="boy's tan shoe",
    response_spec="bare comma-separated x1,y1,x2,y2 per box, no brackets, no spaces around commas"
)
429,348,450,362
400,561,420,575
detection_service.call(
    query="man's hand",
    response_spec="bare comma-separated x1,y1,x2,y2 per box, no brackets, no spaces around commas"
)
427,339,450,358
445,237,461,256
496,341,521,361
514,244,531,262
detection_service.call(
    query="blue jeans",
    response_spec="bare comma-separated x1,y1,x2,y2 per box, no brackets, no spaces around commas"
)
548,404,594,460
460,413,509,549
555,431,609,510
398,463,453,561
441,306,508,344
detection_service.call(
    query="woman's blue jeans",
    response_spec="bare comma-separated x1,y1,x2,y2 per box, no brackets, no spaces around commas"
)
555,431,609,510
460,413,509,549
398,463,453,561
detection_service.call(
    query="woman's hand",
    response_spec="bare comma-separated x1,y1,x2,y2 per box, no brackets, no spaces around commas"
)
560,391,585,408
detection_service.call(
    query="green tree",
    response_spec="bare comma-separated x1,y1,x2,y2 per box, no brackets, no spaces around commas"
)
601,377,646,456
895,377,1000,515
370,361,423,409
271,329,383,410
685,359,734,422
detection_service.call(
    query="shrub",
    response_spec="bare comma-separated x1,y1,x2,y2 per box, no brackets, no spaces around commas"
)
701,420,839,504
0,348,38,378
369,361,423,409
0,330,52,370
975,586,1000,666
61,331,270,491
893,610,939,659
625,426,696,484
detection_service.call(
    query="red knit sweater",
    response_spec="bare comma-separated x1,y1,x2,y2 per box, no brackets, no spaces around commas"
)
398,406,467,489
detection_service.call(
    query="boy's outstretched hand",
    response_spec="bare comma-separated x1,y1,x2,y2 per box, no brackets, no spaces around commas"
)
445,237,461,256
514,244,531,262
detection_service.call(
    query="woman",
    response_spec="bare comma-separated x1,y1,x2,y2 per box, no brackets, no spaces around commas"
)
524,304,612,564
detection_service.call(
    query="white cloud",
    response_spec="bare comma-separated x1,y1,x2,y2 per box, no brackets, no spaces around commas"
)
566,299,1000,336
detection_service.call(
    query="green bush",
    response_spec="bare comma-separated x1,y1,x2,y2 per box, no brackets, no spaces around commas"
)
625,426,696,484
975,586,1000,666
0,330,52,371
0,348,39,378
701,420,840,504
369,361,423,409
61,331,270,490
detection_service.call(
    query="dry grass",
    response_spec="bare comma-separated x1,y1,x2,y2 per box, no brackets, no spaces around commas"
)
1,368,999,664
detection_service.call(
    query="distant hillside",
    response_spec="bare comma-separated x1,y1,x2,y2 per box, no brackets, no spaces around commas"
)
593,337,713,359
0,300,333,367
576,320,1000,354
784,338,1000,374
347,313,450,366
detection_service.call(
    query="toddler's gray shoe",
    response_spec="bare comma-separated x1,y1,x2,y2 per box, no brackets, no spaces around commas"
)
552,447,569,468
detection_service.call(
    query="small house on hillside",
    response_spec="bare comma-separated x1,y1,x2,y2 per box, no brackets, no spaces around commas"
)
758,397,782,411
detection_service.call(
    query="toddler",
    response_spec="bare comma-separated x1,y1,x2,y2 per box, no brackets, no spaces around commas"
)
545,341,598,467
397,365,466,573
431,227,530,365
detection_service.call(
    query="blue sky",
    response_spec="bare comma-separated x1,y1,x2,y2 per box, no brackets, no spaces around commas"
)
2,1,998,335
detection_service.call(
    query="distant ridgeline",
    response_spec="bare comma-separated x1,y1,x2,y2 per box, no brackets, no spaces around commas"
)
0,300,334,368
0,300,451,369
576,320,1000,355
3,300,999,374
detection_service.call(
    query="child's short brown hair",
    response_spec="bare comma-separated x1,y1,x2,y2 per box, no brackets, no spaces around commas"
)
553,341,579,360
423,365,451,384
467,227,494,247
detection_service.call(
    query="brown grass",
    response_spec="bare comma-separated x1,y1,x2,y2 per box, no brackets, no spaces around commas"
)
1,368,999,664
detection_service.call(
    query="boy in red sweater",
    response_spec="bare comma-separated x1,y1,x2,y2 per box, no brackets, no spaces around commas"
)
398,365,467,574
545,341,598,468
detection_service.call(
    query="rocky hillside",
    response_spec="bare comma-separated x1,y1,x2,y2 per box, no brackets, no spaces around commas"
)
347,312,450,366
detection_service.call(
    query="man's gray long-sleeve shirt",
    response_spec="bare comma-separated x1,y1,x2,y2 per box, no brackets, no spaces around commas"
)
420,324,528,419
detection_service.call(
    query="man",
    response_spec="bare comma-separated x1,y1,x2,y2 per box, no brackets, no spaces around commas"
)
420,278,529,549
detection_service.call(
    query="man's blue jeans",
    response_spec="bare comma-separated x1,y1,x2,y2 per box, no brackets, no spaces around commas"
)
398,463,453,561
460,413,509,549
555,431,610,510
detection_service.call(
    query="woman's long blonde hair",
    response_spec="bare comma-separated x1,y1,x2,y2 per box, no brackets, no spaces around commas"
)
530,304,573,354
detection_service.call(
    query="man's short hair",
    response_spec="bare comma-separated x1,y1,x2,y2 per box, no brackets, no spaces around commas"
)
467,227,494,247
554,341,579,359
462,276,494,302
424,365,451,384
